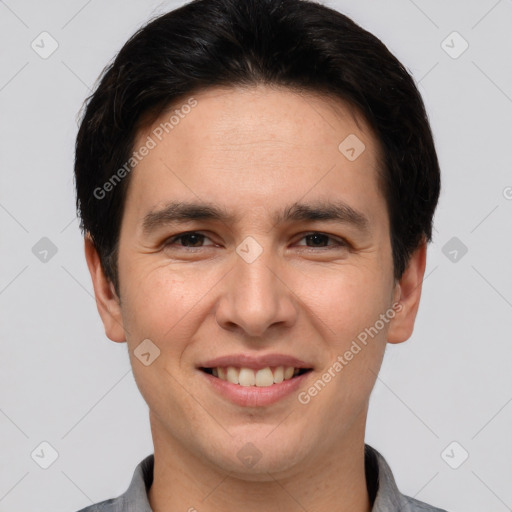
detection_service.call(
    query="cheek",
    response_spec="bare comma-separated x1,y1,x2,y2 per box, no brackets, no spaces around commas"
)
335,285,392,347
119,267,211,427
295,263,392,408
297,271,391,420
294,261,393,342
118,260,227,360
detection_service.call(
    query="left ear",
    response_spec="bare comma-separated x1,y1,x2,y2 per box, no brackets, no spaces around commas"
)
387,239,427,344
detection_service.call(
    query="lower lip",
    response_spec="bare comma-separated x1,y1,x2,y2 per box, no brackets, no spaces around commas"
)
200,370,312,407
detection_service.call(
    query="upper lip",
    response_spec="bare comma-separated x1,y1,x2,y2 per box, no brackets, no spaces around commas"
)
198,353,314,370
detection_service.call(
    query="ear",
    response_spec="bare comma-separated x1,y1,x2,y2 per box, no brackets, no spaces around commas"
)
387,239,427,344
84,235,126,343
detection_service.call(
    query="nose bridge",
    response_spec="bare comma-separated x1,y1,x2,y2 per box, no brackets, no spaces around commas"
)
215,240,296,336
235,245,278,305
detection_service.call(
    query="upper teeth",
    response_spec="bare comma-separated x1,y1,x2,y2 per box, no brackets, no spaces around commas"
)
212,366,299,387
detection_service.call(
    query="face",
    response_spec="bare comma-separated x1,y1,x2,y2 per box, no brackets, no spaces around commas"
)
87,84,424,480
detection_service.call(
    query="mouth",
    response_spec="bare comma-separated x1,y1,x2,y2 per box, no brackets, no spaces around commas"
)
199,366,313,387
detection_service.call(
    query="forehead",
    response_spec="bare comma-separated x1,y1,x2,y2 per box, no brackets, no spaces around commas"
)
138,84,377,154
125,85,385,227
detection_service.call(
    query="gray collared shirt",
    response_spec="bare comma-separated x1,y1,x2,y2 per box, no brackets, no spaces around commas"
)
75,444,448,512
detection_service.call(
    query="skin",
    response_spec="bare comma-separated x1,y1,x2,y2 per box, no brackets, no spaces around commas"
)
85,84,426,512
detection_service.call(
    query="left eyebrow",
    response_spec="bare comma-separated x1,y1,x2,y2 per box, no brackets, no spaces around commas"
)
273,200,371,233
141,199,371,235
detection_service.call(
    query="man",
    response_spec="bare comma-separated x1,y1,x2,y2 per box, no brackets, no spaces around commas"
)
74,0,445,510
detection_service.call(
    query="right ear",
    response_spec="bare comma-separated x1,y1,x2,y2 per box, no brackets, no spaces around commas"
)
84,235,126,342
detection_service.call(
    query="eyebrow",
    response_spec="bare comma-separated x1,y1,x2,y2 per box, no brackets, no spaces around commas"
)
142,200,371,235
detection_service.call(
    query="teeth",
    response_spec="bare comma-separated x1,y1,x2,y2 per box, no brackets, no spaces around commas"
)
215,366,300,387
255,367,274,387
239,368,255,386
273,366,284,383
226,366,239,384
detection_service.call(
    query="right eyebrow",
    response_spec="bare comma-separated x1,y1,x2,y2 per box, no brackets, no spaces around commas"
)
142,201,237,235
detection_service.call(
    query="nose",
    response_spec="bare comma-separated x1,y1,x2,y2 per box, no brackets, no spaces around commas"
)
215,244,298,338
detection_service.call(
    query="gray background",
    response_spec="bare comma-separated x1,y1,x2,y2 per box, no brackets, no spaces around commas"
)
1,1,511,511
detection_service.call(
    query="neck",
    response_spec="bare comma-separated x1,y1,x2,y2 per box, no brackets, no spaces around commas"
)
148,413,372,512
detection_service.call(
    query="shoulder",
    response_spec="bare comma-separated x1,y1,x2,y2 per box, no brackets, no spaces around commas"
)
73,493,138,512
74,498,119,512
402,494,450,512
72,453,154,512
365,444,450,512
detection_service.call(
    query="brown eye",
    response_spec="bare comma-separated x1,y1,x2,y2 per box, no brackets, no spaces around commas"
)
176,233,205,247
164,231,214,248
304,233,330,247
296,232,348,248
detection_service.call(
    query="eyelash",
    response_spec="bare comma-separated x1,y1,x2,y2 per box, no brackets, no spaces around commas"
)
163,231,349,250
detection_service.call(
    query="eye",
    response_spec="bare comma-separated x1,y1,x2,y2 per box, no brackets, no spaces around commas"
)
295,232,348,249
162,231,348,251
164,231,215,248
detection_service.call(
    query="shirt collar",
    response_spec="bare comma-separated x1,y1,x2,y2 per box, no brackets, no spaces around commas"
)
119,444,410,511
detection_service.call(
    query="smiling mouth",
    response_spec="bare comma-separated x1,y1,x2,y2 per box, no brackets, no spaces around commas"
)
200,366,313,387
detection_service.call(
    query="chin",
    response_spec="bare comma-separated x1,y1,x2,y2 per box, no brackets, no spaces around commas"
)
203,432,310,479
